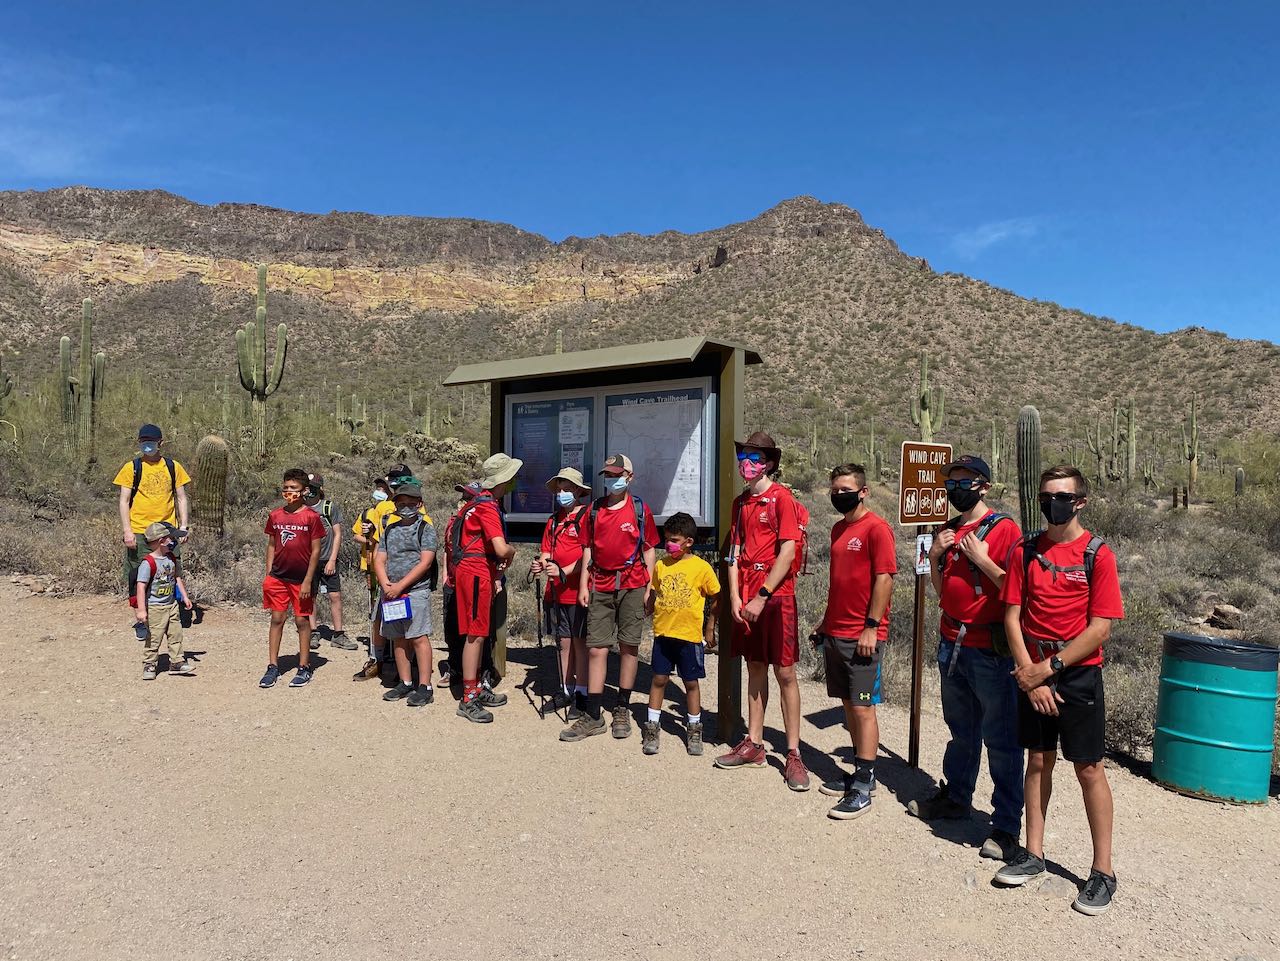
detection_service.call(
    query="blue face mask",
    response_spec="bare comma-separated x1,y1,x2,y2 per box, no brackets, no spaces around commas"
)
607,476,629,494
140,442,159,456
554,491,577,508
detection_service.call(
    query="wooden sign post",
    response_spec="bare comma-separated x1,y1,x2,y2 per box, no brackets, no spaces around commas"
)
898,440,952,769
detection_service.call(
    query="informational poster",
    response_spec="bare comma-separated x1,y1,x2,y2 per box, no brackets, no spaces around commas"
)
508,397,595,514
605,386,705,518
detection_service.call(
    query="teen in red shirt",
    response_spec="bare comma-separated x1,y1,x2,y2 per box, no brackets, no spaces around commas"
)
996,465,1124,917
533,467,593,716
258,468,324,690
714,431,809,792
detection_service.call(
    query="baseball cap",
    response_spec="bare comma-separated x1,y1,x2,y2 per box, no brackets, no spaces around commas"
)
138,424,163,441
942,455,992,481
307,472,325,491
393,480,423,500
599,453,634,476
144,522,172,543
385,463,412,483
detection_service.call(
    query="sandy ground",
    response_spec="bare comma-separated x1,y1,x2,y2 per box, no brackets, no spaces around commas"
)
0,582,1276,961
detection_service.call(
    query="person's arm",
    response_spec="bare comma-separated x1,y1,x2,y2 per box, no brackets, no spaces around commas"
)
858,572,894,657
742,540,796,622
176,574,193,610
175,484,190,538
928,527,955,598
134,578,148,622
704,600,719,651
118,486,136,549
327,520,342,571
1015,616,1113,692
265,541,275,579
374,545,392,595
395,548,436,596
300,535,322,600
727,558,742,622
578,543,593,607
641,546,657,598
1005,600,1062,716
957,531,1007,590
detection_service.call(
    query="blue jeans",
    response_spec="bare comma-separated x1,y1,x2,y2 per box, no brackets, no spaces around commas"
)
938,638,1024,836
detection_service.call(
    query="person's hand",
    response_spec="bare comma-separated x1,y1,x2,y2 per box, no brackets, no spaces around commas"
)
704,628,718,652
178,529,190,545
324,560,337,577
857,627,878,658
361,520,375,537
577,584,591,608
494,578,505,594
135,611,147,623
545,561,560,580
1028,684,1063,716
183,597,194,611
123,531,137,549
530,557,543,575
1013,659,1053,692
931,528,955,557
958,532,989,563
742,594,766,623
644,592,656,617
730,595,744,624
299,581,313,601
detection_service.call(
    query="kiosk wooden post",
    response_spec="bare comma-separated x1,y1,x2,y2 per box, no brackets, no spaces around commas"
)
715,345,745,742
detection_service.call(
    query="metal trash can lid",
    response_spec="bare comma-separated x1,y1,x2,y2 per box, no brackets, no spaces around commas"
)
1163,632,1279,672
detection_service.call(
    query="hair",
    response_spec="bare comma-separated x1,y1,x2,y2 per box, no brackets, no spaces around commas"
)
282,468,310,487
1040,464,1089,498
663,512,698,540
830,463,868,487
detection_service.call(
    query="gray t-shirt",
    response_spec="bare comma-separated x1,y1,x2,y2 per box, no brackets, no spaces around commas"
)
136,553,179,606
377,514,438,594
307,498,345,562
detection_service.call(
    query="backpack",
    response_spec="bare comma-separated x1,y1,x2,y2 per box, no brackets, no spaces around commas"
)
1020,530,1105,592
129,456,177,508
385,511,439,591
447,492,500,570
544,508,585,554
586,494,648,576
942,511,1013,594
732,484,809,579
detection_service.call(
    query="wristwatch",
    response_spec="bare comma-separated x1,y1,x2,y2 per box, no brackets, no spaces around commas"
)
864,616,880,629
1050,655,1065,674
757,586,773,599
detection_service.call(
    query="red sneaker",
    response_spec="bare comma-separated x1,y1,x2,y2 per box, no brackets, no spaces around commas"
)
784,750,812,792
714,735,766,770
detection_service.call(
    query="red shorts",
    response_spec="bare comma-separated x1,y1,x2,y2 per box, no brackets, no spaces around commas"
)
732,593,799,667
455,568,494,637
263,575,314,616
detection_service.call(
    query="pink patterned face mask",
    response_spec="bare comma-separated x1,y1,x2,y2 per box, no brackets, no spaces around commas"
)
738,459,766,482
665,540,685,557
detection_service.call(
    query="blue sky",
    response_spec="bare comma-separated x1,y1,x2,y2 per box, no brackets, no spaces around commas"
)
1,3,1276,342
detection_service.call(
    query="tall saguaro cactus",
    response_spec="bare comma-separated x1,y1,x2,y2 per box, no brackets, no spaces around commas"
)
1181,394,1199,500
0,354,13,418
1017,405,1042,534
1125,398,1138,485
59,298,107,463
193,434,230,537
909,353,945,442
235,265,288,459
1235,467,1245,497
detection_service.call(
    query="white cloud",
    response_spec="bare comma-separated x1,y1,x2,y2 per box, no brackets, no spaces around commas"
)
950,216,1041,260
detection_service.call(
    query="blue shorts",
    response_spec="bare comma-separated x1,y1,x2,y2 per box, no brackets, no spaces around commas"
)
651,635,706,682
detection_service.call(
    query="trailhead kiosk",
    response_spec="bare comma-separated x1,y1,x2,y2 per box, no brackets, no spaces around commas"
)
444,336,763,739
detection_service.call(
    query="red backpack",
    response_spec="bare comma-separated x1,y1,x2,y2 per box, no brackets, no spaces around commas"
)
732,484,810,579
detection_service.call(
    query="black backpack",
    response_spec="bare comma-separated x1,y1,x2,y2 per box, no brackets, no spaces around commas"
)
385,511,439,591
1020,530,1105,592
942,511,1013,592
447,493,500,570
129,456,177,507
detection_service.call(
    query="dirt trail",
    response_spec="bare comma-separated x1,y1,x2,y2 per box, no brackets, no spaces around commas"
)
0,583,1275,961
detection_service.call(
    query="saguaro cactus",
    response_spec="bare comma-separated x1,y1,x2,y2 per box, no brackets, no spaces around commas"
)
1017,405,1042,534
235,265,288,459
0,354,13,418
1125,398,1138,485
909,353,945,442
59,298,107,462
1235,467,1245,497
193,434,229,537
1181,394,1200,500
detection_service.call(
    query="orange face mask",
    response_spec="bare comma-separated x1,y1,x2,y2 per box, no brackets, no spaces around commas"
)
282,489,303,503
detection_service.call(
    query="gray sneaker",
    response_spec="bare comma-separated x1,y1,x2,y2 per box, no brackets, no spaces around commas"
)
686,721,704,756
980,829,1019,863
168,660,196,676
329,632,359,651
828,788,872,820
456,696,494,724
476,687,508,708
560,712,607,742
641,720,660,755
994,848,1047,886
907,784,968,820
820,773,878,797
142,664,158,681
309,634,321,651
611,705,632,739
1073,869,1117,916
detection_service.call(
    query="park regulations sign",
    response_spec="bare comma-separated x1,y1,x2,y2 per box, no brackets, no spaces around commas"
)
898,441,953,527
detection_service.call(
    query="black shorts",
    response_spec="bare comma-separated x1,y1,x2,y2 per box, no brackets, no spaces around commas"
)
544,600,587,640
1017,665,1105,763
311,570,342,595
823,636,883,706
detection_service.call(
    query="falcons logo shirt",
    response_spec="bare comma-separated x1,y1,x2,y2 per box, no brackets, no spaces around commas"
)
265,505,325,584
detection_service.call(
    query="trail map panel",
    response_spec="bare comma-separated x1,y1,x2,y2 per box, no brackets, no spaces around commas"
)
899,441,952,527
508,396,595,514
605,386,705,519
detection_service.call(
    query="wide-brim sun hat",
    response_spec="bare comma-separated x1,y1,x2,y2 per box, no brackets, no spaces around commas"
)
735,430,782,467
545,467,592,494
481,453,523,489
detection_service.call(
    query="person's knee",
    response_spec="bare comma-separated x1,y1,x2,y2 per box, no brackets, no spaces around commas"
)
774,663,797,685
269,610,288,625
1027,750,1055,774
1074,760,1106,784
651,673,671,688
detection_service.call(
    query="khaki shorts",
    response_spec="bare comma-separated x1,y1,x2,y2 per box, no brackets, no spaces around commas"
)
586,588,645,649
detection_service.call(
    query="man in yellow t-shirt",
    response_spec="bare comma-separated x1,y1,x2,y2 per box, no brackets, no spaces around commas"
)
643,511,720,757
113,424,191,605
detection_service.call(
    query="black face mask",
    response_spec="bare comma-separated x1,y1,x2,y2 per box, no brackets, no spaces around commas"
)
1040,497,1078,526
831,490,862,515
946,487,983,512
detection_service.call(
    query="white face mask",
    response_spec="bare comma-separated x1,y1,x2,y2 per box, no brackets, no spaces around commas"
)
607,476,629,494
372,489,389,503
554,491,577,508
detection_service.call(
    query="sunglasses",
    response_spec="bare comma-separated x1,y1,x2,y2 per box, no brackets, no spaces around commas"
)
737,451,765,464
1037,492,1082,504
944,478,984,492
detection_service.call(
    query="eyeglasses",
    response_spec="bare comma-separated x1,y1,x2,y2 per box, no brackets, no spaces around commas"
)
1037,492,1082,504
944,478,984,492
737,451,764,464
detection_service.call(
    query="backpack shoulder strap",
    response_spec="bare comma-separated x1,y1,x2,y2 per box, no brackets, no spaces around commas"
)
321,499,333,524
975,512,1011,541
164,456,176,494
1083,535,1105,584
129,457,143,506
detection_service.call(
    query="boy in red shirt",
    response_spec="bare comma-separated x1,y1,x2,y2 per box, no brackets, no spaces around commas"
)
996,465,1124,917
812,463,897,818
714,431,809,791
561,453,659,743
532,467,592,718
259,468,325,689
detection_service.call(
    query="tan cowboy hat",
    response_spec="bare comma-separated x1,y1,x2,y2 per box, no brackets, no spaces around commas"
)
735,430,782,467
481,452,523,489
545,467,592,494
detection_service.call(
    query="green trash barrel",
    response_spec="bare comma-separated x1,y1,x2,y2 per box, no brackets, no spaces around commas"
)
1152,632,1278,803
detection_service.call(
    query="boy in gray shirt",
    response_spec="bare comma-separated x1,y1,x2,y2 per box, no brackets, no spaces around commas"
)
374,481,438,707
135,522,196,680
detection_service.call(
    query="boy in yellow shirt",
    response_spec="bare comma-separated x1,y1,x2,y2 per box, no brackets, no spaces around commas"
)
643,512,720,756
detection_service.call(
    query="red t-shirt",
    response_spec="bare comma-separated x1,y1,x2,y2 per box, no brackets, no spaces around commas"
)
541,507,587,605
729,482,802,598
453,498,505,578
1000,529,1124,667
586,497,658,593
938,512,1022,648
819,510,897,641
264,505,325,584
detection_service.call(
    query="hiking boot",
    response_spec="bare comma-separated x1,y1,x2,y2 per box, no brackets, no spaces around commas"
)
980,829,1019,863
309,635,320,651
560,712,607,742
713,736,766,770
819,773,878,797
329,632,359,651
476,687,508,708
611,705,633,739
456,696,494,724
994,848,1047,887
142,664,158,681
259,665,281,689
907,784,968,820
168,660,196,676
352,658,379,681
641,721,660,755
828,787,872,820
784,750,811,792
289,666,314,688
1072,869,1117,916
383,681,413,702
686,721,704,756
407,685,434,707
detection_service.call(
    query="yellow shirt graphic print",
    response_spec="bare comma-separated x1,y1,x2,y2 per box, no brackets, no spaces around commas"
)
112,458,191,532
652,554,720,644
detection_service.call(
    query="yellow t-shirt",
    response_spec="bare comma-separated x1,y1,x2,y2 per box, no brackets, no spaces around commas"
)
353,501,433,570
652,553,721,644
112,457,191,533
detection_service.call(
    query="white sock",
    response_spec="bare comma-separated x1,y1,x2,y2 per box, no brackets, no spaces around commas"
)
647,707,661,724
688,712,701,726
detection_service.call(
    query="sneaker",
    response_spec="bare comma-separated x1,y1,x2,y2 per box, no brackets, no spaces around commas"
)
828,788,872,820
383,681,414,701
994,848,1047,887
907,783,968,820
289,666,313,688
819,773,879,797
686,721,704,756
456,696,494,724
168,660,196,676
352,658,380,681
559,712,607,742
784,750,811,792
142,665,158,681
641,721,660,755
330,632,359,651
134,623,149,642
407,685,434,707
1073,869,1117,916
611,705,633,739
437,660,452,684
476,687,508,708
713,736,766,770
309,634,320,651
259,665,281,689
566,702,583,721
980,829,1020,863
